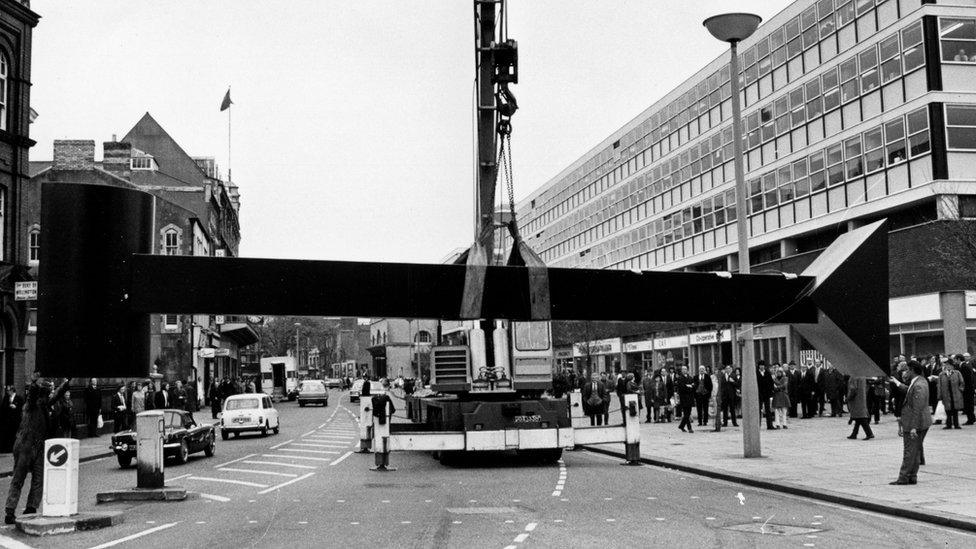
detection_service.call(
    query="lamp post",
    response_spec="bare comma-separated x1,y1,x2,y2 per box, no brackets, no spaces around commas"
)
294,322,302,371
704,12,763,458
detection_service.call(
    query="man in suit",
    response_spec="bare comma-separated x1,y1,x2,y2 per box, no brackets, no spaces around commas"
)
675,365,696,433
813,360,827,416
958,353,975,425
787,361,801,418
720,365,739,426
581,373,609,426
154,382,170,409
83,378,101,438
800,363,816,418
693,365,713,426
756,362,775,430
110,385,127,433
890,360,933,485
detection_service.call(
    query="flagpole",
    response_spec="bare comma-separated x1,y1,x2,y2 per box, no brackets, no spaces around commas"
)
227,86,232,183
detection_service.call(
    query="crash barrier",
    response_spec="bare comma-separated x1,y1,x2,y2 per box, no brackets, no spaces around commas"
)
363,394,641,469
136,411,165,488
42,438,79,517
358,399,372,453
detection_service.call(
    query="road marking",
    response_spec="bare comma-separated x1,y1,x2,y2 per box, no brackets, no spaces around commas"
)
301,429,317,437
525,523,537,532
276,448,340,455
188,476,268,488
606,518,616,522
242,460,317,470
330,451,354,466
706,517,715,521
291,442,347,448
554,519,564,523
304,437,354,442
87,521,179,549
257,473,315,495
318,422,329,429
213,453,258,469
165,473,191,484
262,454,331,462
269,439,294,450
0,533,35,549
452,521,462,524
219,468,299,478
199,493,231,503
513,534,529,542
195,521,206,524
400,521,411,524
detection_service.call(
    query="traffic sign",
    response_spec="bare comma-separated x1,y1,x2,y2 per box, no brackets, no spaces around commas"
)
15,281,37,301
46,443,67,467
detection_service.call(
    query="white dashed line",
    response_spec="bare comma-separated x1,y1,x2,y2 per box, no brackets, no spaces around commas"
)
606,518,616,522
552,459,568,497
195,521,206,524
0,533,35,549
87,522,179,549
218,468,298,478
705,517,715,521
291,442,347,448
452,521,462,524
330,451,354,466
554,519,564,523
513,534,529,543
262,454,331,462
164,473,191,484
401,521,411,524
276,448,340,455
257,472,316,495
268,439,294,450
188,477,268,488
242,460,317,470
525,523,537,531
212,454,258,469
199,493,231,503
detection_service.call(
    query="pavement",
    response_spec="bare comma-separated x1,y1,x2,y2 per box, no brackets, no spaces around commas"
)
0,433,115,479
591,406,976,531
0,393,974,547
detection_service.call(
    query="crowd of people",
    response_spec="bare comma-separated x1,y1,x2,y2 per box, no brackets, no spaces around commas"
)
552,351,976,438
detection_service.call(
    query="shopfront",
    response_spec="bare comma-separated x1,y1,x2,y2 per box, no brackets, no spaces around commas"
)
689,329,732,372
652,334,688,370
573,337,621,375
622,339,653,372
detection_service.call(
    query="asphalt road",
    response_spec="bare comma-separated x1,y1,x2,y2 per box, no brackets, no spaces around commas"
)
1,391,975,548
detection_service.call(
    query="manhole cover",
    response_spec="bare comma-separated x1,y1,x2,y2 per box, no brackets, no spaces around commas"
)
446,507,520,514
723,522,823,536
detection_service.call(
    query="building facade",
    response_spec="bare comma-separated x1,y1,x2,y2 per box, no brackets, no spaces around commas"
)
27,114,256,399
516,0,976,371
368,319,439,380
0,0,37,390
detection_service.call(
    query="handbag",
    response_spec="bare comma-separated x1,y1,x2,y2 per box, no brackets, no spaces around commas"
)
933,401,947,422
96,413,104,429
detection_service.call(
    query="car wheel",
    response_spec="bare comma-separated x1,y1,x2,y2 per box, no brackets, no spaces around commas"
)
261,422,269,437
221,430,229,441
117,455,132,468
325,400,329,407
175,440,189,464
204,434,215,457
273,421,280,435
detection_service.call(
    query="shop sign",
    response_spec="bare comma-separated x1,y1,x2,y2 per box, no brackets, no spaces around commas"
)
690,329,731,345
198,347,216,358
574,337,620,357
554,348,573,359
653,335,688,349
623,339,654,353
967,291,976,319
14,281,37,301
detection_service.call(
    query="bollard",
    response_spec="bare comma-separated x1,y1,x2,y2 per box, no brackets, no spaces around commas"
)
358,399,372,453
568,390,587,429
136,411,165,488
42,438,79,517
622,394,641,466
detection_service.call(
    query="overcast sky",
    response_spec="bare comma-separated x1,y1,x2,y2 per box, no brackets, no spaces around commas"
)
30,0,789,264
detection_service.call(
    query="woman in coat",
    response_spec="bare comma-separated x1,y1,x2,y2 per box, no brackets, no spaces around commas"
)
846,376,874,440
938,362,965,429
771,367,790,429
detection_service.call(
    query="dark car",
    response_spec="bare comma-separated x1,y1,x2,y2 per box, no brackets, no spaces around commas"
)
110,409,216,468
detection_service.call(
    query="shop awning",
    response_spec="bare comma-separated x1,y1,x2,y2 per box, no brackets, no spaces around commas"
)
220,323,259,347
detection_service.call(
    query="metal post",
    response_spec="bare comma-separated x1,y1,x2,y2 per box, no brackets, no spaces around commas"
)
729,41,761,458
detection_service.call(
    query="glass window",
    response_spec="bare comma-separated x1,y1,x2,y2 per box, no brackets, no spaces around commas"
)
838,2,856,27
28,228,39,262
945,104,976,149
840,58,860,103
802,6,818,30
864,127,885,172
820,13,836,38
885,118,907,163
860,48,880,91
763,173,779,208
809,150,826,192
845,136,863,179
164,230,179,255
902,22,925,72
880,35,902,83
827,143,845,185
823,67,840,111
856,0,875,16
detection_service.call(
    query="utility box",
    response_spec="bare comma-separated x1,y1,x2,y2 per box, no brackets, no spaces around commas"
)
42,438,79,517
136,410,165,488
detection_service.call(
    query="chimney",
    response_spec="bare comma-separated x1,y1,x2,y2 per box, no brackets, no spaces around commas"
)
52,140,95,170
103,140,132,179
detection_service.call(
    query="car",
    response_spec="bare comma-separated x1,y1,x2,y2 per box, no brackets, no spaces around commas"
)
349,379,384,403
297,379,328,407
220,393,281,439
110,409,215,468
324,378,343,389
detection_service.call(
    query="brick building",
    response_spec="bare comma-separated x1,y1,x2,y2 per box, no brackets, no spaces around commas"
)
27,113,257,400
0,0,37,390
510,0,976,372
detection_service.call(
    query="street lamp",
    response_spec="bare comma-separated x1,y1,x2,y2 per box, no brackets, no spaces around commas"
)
294,322,302,370
703,12,763,458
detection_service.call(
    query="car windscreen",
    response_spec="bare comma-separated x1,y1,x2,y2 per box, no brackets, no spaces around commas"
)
224,398,260,410
301,382,325,392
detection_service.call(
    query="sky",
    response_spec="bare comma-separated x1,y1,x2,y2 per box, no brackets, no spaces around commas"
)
29,0,791,264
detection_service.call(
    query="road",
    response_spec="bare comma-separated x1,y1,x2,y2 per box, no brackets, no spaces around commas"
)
1,390,975,548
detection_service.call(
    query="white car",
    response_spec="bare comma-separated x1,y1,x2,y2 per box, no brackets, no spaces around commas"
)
220,393,280,439
349,380,384,402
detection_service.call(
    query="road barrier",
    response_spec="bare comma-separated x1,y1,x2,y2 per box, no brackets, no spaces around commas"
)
42,438,79,517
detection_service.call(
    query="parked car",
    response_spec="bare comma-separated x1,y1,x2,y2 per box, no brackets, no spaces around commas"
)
110,410,215,468
297,379,329,407
220,393,281,439
349,379,384,403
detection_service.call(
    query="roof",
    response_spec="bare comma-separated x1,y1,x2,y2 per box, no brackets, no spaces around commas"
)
121,113,210,188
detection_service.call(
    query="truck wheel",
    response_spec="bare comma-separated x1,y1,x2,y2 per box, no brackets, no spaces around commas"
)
117,455,132,468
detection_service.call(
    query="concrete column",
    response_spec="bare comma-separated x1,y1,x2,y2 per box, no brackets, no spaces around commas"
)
846,219,867,232
780,238,798,259
940,291,967,355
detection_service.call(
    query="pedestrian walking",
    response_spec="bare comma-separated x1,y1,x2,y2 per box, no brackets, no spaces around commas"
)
111,385,127,433
83,378,101,438
676,365,695,433
889,361,932,485
4,377,71,525
208,379,221,419
938,360,964,430
847,376,874,440
581,373,609,426
771,367,790,429
694,365,712,426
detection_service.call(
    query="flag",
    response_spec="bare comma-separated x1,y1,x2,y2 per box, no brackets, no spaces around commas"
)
220,89,233,111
